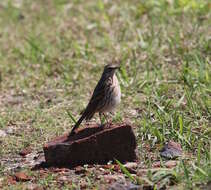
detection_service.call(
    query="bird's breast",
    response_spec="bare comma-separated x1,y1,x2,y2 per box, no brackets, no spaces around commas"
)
99,74,121,113
111,74,121,106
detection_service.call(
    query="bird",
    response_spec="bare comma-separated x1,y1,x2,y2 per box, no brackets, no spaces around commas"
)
69,63,121,135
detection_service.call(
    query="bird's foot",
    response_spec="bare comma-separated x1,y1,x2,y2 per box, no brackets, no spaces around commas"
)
105,122,112,128
68,130,76,137
98,123,105,128
99,122,112,128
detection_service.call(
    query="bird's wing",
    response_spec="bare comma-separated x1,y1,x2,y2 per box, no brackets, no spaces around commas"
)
83,77,107,120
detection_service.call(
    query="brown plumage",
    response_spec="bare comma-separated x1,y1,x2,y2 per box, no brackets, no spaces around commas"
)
70,64,121,135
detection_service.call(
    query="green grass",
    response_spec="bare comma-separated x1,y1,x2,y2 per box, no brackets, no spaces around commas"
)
0,0,210,189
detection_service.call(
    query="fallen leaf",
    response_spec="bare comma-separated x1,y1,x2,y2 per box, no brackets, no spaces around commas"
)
14,172,31,182
38,169,48,179
7,176,17,185
19,147,32,157
102,164,121,172
102,165,112,170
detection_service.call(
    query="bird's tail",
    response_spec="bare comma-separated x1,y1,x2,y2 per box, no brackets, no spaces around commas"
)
69,113,86,135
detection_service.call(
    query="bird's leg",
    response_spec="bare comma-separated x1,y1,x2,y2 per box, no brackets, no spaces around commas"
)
103,113,110,126
109,112,115,123
99,112,104,127
110,111,114,115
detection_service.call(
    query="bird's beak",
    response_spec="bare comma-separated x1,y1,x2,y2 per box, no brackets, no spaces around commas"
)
113,65,120,70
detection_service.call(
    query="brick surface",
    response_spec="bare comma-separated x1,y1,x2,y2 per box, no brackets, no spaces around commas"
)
43,123,137,167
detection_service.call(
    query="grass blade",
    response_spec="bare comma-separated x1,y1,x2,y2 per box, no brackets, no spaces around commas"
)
182,160,190,185
115,159,135,182
66,110,77,124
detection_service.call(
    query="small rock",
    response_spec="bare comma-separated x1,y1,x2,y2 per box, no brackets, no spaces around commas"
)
123,162,137,174
153,161,161,168
26,183,40,190
0,177,3,187
0,130,6,137
104,175,119,183
160,141,182,159
108,182,141,190
5,127,14,134
58,176,69,182
124,162,137,169
14,172,31,182
165,160,177,168
128,109,137,117
96,174,103,180
74,166,86,174
104,175,125,184
126,183,142,190
112,164,120,172
108,183,126,190
59,176,68,181
203,181,211,190
153,160,177,168
79,178,88,189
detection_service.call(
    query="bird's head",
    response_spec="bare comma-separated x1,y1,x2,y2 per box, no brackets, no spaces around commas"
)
104,64,120,70
103,63,120,77
104,58,120,73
